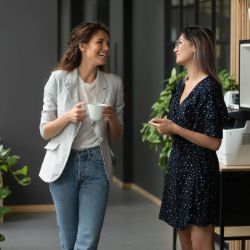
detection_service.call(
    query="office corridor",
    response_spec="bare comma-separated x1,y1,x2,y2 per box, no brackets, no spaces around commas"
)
0,183,225,250
0,184,176,250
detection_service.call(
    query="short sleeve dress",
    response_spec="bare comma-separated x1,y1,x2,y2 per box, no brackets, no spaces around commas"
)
159,76,228,230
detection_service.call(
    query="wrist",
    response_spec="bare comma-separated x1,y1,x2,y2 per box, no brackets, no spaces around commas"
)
109,114,120,126
62,111,72,124
109,117,117,125
172,123,179,135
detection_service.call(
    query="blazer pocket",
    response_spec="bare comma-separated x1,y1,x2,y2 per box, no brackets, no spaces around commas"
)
44,140,60,150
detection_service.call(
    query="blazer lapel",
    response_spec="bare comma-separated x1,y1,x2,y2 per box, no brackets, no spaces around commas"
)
65,68,81,108
64,68,82,134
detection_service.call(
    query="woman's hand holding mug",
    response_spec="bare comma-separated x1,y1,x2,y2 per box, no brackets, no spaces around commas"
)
68,102,87,123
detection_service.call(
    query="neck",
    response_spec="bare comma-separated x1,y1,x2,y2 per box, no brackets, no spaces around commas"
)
78,62,97,83
186,65,207,82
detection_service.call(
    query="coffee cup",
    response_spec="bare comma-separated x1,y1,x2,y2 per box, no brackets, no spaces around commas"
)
87,103,108,121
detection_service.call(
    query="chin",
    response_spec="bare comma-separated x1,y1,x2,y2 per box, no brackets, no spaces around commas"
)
176,59,185,66
175,60,181,65
98,60,106,65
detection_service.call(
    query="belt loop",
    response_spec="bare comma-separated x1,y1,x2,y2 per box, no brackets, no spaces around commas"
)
88,148,93,160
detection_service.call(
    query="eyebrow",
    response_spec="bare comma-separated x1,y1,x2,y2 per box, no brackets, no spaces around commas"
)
97,38,110,42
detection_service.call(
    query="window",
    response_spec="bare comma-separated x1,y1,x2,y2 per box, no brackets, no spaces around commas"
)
165,0,231,76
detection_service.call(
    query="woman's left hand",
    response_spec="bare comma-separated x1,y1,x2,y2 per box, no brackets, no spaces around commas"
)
103,105,117,123
103,105,122,142
148,117,176,136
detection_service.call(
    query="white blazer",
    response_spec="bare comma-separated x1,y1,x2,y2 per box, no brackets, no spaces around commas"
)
39,68,124,183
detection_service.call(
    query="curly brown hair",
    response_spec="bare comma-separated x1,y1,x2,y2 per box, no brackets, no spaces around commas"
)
55,22,109,72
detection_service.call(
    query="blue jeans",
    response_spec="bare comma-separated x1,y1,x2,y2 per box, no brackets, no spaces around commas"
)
49,146,109,250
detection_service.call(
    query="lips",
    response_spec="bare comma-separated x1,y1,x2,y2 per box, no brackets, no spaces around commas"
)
99,52,110,61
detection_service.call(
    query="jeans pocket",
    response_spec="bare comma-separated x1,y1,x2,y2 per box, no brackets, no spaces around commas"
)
92,148,104,164
90,150,108,181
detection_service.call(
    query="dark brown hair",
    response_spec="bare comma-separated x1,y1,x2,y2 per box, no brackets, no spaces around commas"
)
182,25,220,83
55,22,109,72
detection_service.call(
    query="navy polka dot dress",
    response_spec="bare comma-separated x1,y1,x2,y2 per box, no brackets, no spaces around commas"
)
159,76,228,230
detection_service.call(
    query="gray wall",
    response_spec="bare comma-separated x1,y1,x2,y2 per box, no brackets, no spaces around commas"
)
132,0,165,196
108,0,165,196
83,0,98,22
59,0,71,55
0,0,167,205
0,0,58,205
109,0,124,180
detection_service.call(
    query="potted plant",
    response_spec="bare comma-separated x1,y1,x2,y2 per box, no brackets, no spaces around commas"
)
0,144,31,241
140,67,238,172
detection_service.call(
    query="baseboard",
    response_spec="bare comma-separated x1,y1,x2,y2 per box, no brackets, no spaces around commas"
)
5,178,160,214
112,176,133,189
8,204,55,213
112,176,161,207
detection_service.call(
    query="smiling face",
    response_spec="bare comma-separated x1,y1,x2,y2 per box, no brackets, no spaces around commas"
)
79,30,110,67
173,34,195,66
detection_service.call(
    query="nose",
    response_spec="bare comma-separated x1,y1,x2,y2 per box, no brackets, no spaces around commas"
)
173,46,178,53
103,42,110,52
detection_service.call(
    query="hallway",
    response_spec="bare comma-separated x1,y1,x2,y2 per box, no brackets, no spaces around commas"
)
0,184,175,250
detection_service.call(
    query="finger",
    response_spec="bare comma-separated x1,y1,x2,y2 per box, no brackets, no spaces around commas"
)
150,118,160,123
103,108,112,114
153,118,164,123
103,111,111,117
148,121,159,127
75,102,85,109
81,103,87,110
76,109,84,114
103,107,112,112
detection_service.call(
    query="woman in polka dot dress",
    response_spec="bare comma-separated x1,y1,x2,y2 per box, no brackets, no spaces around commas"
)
149,26,228,250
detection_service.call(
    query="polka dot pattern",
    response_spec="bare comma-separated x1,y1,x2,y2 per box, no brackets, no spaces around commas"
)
159,76,228,230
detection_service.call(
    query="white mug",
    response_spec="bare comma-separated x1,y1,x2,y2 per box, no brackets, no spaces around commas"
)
87,103,108,121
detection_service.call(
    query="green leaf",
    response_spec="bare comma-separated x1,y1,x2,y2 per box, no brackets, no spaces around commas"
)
0,233,6,241
0,186,11,199
0,206,11,217
17,176,31,186
219,69,238,94
0,145,31,230
0,148,10,161
0,164,8,172
13,165,28,176
7,155,20,167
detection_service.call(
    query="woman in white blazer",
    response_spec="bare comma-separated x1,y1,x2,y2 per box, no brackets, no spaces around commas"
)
39,22,124,250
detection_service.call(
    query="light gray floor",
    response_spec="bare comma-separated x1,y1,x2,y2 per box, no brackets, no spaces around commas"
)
0,184,221,250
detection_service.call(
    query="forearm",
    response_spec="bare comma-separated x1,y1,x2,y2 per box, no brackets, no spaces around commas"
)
173,124,221,151
43,112,71,140
108,118,123,143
